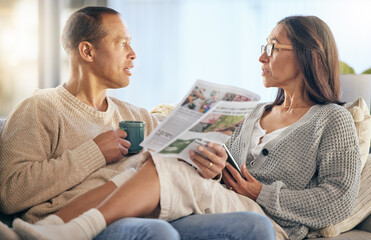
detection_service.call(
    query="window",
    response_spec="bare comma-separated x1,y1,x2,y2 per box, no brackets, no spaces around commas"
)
0,0,370,118
0,0,38,117
108,0,371,110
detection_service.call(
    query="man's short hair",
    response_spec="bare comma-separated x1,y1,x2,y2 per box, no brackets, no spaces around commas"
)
61,6,119,54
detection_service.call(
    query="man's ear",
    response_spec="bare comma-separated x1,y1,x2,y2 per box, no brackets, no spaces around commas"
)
78,41,94,62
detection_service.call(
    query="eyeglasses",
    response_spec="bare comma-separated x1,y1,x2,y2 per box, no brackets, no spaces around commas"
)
261,43,293,57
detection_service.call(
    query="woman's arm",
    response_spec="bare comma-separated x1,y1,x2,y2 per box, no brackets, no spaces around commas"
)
255,109,362,229
257,148,360,229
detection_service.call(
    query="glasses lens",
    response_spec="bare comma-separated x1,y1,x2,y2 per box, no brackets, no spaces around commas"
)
261,45,266,54
266,44,273,57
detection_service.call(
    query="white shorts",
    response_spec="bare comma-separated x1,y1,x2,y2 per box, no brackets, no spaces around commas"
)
147,153,288,240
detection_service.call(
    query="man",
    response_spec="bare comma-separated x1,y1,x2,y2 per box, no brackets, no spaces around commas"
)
0,6,275,240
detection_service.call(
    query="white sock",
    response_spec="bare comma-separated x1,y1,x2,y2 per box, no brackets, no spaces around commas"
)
110,168,136,187
0,221,21,240
13,208,106,240
36,214,64,225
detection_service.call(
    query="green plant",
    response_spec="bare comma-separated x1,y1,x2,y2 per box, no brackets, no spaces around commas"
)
340,61,371,74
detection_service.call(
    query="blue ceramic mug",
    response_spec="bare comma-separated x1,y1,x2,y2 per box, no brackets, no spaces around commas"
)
119,121,145,153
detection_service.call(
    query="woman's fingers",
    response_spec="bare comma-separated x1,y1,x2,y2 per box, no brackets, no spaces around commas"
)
197,143,226,165
190,143,225,167
222,169,234,187
241,163,255,181
225,162,245,184
189,143,227,179
189,151,218,179
190,150,214,169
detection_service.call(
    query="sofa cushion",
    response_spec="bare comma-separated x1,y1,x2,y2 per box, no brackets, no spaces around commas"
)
150,103,176,121
345,97,371,170
306,229,371,240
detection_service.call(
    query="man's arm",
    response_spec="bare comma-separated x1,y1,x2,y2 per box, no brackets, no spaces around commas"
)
0,97,106,214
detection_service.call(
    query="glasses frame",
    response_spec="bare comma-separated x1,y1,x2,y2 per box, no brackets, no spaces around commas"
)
261,43,293,57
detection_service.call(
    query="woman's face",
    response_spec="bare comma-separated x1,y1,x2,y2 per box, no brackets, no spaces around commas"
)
259,24,303,90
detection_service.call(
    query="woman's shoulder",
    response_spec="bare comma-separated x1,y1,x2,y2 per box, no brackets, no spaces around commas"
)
251,102,269,112
317,103,346,111
316,103,352,119
313,103,354,128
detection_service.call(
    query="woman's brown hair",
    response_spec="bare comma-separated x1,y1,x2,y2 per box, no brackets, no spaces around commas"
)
267,16,343,110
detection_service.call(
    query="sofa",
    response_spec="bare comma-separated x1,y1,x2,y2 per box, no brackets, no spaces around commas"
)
1,98,371,239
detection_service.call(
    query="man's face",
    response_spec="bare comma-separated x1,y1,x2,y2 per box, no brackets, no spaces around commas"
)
92,14,136,89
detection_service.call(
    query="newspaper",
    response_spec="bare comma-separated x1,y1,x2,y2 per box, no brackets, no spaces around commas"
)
141,79,260,168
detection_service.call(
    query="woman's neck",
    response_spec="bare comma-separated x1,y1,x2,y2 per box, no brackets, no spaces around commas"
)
281,89,313,111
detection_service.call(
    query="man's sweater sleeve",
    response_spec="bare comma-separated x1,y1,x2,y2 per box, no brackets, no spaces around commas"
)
0,97,106,214
256,109,362,229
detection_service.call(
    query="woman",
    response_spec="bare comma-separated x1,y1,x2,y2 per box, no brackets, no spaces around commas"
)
12,15,361,240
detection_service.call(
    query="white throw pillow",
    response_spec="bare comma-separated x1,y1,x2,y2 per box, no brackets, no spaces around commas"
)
345,97,371,170
150,104,176,122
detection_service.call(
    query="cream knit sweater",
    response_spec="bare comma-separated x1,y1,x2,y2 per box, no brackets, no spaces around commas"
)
0,85,158,223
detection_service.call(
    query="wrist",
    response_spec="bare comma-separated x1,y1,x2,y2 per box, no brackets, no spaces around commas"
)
252,182,262,201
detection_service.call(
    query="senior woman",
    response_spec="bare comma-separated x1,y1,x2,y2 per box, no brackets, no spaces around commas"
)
13,15,361,240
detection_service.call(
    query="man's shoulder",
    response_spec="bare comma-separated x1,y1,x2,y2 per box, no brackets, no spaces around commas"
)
108,97,159,129
7,88,60,118
109,97,149,114
22,87,59,102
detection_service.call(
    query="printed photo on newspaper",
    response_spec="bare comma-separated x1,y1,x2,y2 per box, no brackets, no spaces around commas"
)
140,79,260,168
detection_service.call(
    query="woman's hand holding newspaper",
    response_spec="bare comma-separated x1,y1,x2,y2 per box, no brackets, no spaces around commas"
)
189,142,227,179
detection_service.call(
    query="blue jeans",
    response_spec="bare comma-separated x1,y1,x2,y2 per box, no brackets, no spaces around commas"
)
94,217,179,240
94,212,275,240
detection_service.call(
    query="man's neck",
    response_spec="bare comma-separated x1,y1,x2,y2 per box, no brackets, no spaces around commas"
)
64,78,108,112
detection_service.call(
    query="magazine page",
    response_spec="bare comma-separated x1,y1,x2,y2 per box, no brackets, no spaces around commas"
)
141,79,260,152
156,101,258,168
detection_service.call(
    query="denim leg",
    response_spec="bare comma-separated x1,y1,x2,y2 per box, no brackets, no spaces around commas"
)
94,217,180,240
170,212,276,240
